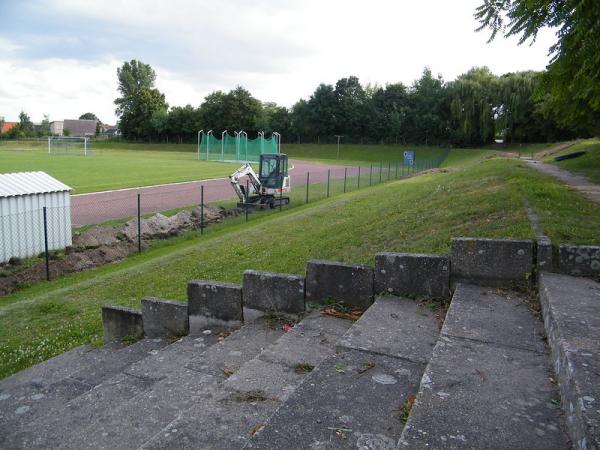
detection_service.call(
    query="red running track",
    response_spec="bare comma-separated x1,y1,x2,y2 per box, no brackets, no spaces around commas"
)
70,160,379,226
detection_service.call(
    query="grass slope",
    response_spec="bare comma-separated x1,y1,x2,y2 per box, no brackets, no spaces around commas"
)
0,148,236,193
543,139,600,184
2,155,600,379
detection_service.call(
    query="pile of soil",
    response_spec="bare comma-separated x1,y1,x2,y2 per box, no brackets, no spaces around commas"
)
0,205,238,297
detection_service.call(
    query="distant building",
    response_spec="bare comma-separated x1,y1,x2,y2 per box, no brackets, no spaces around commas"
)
50,121,64,136
62,119,97,137
100,124,121,137
1,121,17,134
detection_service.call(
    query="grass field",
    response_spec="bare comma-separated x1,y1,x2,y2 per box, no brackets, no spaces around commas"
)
1,152,600,379
0,139,528,194
542,138,600,184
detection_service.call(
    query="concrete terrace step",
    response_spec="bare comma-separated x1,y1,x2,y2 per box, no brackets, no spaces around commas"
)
0,338,167,442
1,337,169,448
139,311,353,449
246,296,439,449
45,317,283,450
399,284,568,449
539,272,600,450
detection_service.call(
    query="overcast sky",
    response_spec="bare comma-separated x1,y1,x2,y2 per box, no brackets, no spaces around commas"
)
0,0,557,124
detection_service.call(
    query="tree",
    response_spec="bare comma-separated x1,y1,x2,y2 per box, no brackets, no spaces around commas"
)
8,111,35,139
475,0,600,134
0,117,4,138
409,68,449,145
114,60,168,140
198,87,262,134
38,115,51,137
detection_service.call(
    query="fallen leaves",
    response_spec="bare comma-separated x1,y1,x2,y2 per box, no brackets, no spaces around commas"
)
320,302,365,321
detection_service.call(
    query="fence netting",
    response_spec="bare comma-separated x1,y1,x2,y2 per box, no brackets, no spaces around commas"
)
198,132,278,162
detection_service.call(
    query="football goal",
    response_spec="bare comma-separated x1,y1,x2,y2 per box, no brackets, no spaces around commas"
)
48,136,92,156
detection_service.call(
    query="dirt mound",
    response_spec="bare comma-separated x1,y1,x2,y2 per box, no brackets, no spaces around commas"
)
0,205,239,297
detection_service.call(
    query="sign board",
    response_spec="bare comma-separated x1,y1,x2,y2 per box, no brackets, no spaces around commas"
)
403,151,415,166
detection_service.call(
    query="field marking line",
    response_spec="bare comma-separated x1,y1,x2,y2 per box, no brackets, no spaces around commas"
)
71,176,228,197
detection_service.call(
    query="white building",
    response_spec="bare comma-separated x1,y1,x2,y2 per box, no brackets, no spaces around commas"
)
0,172,72,263
50,121,64,136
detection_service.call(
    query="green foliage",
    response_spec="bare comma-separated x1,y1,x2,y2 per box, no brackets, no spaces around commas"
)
114,60,169,140
475,0,600,134
7,111,36,139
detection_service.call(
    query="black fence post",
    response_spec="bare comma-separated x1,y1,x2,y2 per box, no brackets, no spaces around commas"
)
369,164,373,186
395,161,398,178
200,185,204,235
358,166,361,189
379,161,382,183
306,172,310,204
327,169,330,198
343,168,347,193
245,179,249,222
388,162,391,181
43,206,50,281
279,187,283,212
137,193,141,253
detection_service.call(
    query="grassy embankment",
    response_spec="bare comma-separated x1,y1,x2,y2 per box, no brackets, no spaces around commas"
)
541,138,600,184
1,148,600,379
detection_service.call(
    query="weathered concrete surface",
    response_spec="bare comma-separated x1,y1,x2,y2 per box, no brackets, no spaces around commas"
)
538,235,554,273
451,237,534,286
102,305,144,344
248,350,422,450
185,317,284,378
539,272,600,450
558,244,600,279
399,283,568,449
375,252,450,298
242,270,305,314
187,280,243,332
442,284,547,353
305,259,374,308
526,159,600,205
399,337,567,449
338,296,439,364
141,297,189,338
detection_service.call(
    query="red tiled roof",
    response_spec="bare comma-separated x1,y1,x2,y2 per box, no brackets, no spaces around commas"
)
1,122,17,134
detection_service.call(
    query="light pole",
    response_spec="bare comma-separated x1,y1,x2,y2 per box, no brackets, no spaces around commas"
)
221,130,227,161
273,132,281,153
206,130,213,160
234,131,239,160
258,131,265,154
334,135,343,159
239,130,248,161
197,129,203,160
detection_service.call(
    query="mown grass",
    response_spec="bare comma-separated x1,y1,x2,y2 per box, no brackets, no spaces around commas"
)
2,154,600,379
0,147,237,194
543,138,600,184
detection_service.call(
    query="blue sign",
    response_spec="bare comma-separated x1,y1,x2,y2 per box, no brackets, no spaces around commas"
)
403,151,415,166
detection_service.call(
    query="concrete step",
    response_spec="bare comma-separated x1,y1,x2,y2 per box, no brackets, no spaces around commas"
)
399,284,568,449
38,318,283,449
539,272,600,450
247,296,439,449
139,311,353,449
0,338,168,448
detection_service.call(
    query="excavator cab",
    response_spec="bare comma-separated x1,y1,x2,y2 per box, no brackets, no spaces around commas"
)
259,154,288,190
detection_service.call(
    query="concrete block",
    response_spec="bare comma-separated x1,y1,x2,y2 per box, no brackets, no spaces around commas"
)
101,306,143,344
558,244,600,278
187,280,242,333
537,236,553,273
374,252,450,297
305,259,374,308
242,270,305,314
141,297,189,338
451,237,534,286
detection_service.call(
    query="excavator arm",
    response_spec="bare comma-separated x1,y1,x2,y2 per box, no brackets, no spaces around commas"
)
229,163,262,202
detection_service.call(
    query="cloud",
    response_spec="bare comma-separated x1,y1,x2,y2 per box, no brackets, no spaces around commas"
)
0,0,557,123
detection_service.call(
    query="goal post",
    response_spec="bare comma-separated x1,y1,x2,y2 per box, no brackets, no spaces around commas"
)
47,136,91,156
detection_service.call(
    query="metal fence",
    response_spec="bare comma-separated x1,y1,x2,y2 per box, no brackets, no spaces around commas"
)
0,151,448,281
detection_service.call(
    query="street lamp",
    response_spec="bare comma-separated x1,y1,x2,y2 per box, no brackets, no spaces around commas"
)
334,135,343,159
197,130,203,160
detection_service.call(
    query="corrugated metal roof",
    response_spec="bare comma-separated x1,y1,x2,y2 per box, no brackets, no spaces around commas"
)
0,172,72,197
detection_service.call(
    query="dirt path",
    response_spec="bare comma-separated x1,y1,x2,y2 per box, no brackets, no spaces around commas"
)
525,159,600,204
70,160,367,226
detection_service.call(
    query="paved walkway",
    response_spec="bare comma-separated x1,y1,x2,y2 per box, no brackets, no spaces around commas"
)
524,159,600,204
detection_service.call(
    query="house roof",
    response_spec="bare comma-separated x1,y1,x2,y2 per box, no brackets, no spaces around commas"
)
1,122,17,134
0,171,72,198
63,119,97,136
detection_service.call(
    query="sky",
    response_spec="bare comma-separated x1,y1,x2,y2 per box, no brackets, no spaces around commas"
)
0,0,558,124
